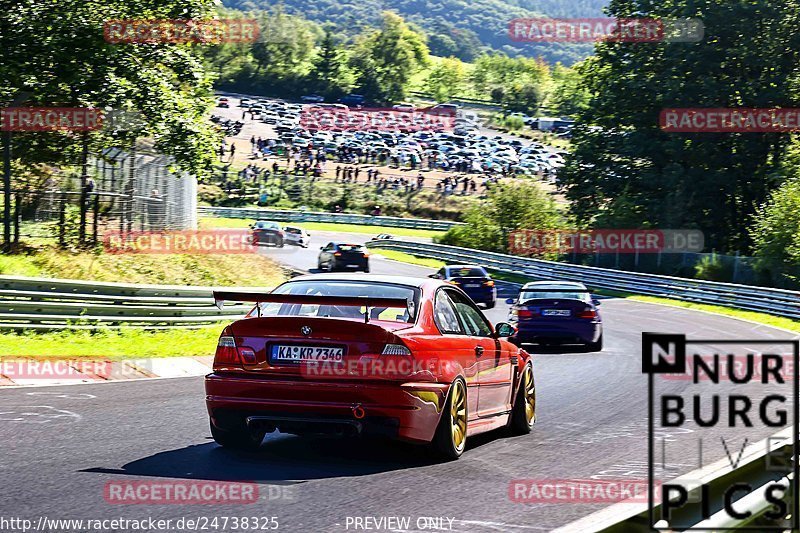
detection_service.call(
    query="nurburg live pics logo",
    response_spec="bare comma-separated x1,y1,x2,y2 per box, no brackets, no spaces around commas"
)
642,333,800,531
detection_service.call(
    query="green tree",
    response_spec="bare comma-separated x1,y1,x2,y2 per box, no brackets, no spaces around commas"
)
471,54,549,100
546,63,590,116
559,0,800,252
425,58,466,102
350,12,429,104
440,181,563,253
249,7,317,78
2,0,219,177
750,177,800,285
308,30,353,99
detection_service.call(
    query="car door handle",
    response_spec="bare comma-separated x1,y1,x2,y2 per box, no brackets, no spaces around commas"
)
475,345,485,357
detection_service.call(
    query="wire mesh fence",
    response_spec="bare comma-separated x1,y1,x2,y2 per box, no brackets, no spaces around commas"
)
13,143,197,246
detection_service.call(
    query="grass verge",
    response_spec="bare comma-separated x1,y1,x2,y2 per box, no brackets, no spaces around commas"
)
372,249,445,269
0,245,283,359
200,217,445,239
0,244,288,286
0,327,222,359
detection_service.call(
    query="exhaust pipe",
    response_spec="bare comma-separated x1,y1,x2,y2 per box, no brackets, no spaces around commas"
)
352,404,366,420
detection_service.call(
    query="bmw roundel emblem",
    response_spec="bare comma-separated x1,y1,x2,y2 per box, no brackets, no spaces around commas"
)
301,326,312,336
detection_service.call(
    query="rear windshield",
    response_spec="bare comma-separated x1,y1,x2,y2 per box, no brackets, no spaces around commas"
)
338,244,364,252
519,290,589,302
254,221,280,230
449,267,488,278
284,227,302,234
250,281,419,323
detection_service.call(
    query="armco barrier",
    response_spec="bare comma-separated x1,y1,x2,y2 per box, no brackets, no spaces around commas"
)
0,276,261,330
554,427,796,532
198,206,462,232
365,240,800,319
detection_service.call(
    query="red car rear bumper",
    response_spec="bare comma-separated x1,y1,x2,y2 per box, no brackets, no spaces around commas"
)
205,372,450,443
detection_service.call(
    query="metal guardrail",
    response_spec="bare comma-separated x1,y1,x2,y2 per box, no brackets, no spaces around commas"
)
555,427,796,532
198,206,462,232
0,276,259,329
365,240,800,320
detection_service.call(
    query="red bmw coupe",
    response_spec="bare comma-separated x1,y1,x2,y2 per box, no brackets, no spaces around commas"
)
205,274,535,459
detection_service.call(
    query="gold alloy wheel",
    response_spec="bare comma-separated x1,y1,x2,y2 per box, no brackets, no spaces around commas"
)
450,380,467,452
522,365,536,424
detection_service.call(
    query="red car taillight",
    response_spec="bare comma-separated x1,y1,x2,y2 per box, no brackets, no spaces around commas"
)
483,280,495,287
513,307,537,319
214,335,241,369
577,309,598,319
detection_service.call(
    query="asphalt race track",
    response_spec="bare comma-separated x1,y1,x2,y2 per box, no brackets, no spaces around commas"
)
0,230,796,532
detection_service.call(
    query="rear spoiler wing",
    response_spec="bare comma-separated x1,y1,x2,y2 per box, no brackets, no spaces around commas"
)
212,291,412,323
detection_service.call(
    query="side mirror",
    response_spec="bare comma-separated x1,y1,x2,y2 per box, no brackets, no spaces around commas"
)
495,322,516,338
591,297,601,306
505,297,515,305
319,246,324,250
428,273,439,278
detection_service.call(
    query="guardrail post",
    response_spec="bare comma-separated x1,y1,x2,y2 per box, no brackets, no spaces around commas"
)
58,193,66,247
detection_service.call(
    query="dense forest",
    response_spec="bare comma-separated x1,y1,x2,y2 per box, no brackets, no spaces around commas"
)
223,0,605,64
204,9,588,114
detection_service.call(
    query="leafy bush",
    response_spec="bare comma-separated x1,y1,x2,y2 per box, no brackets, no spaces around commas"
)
502,116,526,131
694,253,732,282
751,178,800,267
438,181,564,253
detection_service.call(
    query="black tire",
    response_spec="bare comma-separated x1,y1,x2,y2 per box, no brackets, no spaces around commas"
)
509,364,535,435
363,264,370,273
485,300,496,309
431,379,467,460
585,333,603,352
277,238,284,248
210,421,265,451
